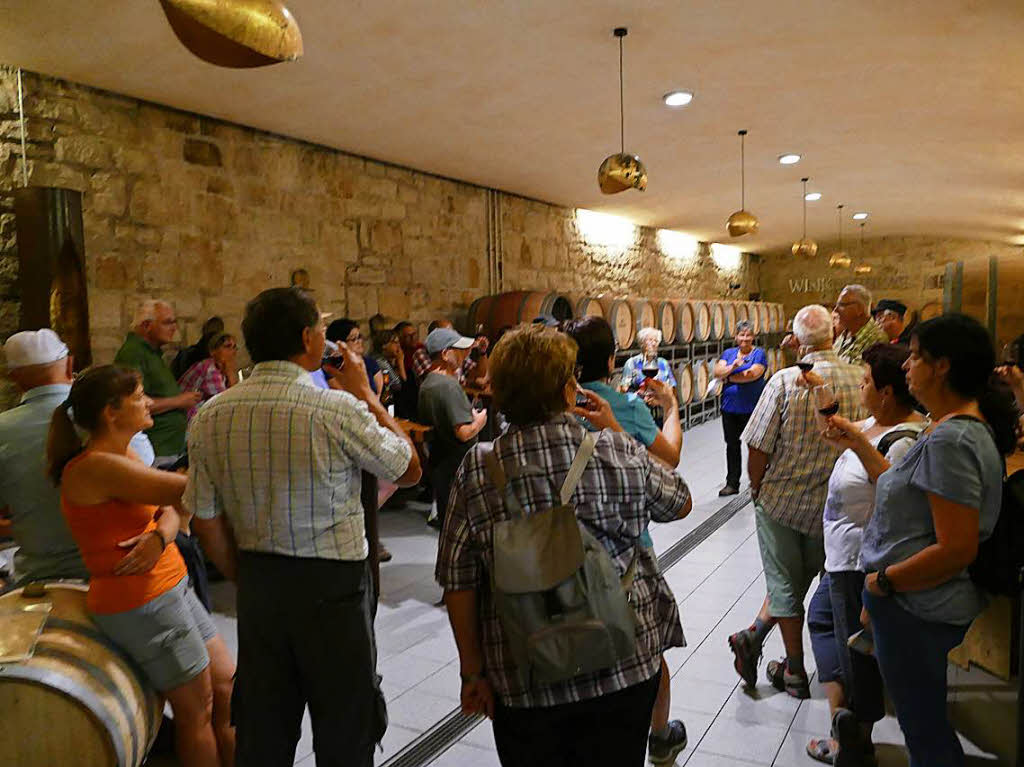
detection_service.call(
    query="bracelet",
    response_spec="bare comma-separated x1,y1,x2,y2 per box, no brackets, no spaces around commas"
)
150,530,168,552
460,671,485,684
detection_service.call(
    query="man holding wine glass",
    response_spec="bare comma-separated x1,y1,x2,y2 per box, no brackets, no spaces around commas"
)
713,320,768,496
727,305,866,699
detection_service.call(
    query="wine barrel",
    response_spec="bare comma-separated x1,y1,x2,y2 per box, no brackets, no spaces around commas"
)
653,300,676,344
692,359,711,400
721,301,737,338
0,583,163,767
674,301,695,344
480,291,574,338
692,301,712,342
675,362,693,404
465,295,495,336
758,303,772,334
745,301,761,334
574,296,605,319
708,301,726,340
599,297,636,349
919,301,942,322
631,299,657,343
735,301,750,327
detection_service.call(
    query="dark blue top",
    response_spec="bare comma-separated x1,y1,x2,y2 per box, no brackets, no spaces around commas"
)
719,346,768,414
310,355,380,393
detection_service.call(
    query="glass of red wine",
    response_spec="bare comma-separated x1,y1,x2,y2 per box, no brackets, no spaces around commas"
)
814,384,839,416
642,361,659,380
1001,343,1019,369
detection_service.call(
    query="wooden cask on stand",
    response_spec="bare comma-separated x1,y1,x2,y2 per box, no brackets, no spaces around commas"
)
675,362,693,404
631,299,657,343
573,296,605,319
674,301,696,344
466,291,574,338
653,300,676,344
0,583,163,767
692,302,713,343
599,297,636,349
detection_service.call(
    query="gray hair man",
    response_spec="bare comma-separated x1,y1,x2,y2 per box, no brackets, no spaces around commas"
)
114,299,201,464
834,284,888,365
727,304,867,698
0,329,154,587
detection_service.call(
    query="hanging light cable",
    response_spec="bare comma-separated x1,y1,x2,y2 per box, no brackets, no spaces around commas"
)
854,222,872,274
727,129,759,237
791,177,818,256
598,27,648,194
829,204,850,268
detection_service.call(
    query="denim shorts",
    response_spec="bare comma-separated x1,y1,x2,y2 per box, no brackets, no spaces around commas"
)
92,578,215,691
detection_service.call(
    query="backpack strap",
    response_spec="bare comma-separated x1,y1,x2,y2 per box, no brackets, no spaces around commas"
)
560,431,598,506
876,428,921,458
482,443,527,518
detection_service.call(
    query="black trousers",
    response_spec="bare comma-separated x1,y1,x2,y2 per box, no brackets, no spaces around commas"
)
233,552,386,767
492,672,660,767
721,410,751,488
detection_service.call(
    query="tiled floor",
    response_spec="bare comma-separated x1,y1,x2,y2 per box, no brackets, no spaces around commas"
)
195,419,1010,767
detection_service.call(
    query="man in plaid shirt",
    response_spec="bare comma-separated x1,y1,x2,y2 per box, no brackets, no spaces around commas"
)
436,324,692,766
834,284,888,365
727,304,866,699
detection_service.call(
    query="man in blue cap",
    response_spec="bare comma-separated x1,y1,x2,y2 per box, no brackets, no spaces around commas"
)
418,327,488,529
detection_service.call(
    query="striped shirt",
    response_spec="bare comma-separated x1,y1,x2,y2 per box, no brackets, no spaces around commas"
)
741,350,866,536
835,320,889,365
436,415,689,708
184,360,412,560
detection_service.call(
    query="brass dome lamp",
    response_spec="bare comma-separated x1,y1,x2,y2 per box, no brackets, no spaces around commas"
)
598,28,647,194
791,177,818,257
159,0,303,68
828,204,851,268
727,129,759,237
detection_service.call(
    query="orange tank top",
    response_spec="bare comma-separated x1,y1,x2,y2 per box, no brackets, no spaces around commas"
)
61,453,187,614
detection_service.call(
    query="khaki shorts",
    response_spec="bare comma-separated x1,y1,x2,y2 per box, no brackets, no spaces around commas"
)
755,504,825,618
92,578,216,691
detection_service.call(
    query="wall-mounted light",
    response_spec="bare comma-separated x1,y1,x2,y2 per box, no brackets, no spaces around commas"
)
658,229,699,260
577,209,637,250
711,243,743,271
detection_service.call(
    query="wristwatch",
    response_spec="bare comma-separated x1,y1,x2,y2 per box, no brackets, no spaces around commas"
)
876,566,895,597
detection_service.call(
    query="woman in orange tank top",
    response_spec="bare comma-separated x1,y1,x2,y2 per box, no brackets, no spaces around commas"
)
48,365,235,767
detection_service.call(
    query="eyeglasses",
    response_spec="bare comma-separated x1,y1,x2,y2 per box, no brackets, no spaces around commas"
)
347,333,363,343
220,342,237,349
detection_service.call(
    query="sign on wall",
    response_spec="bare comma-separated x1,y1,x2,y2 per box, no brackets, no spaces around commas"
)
788,273,911,293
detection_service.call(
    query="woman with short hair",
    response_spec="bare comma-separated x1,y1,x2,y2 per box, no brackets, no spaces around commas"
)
48,365,235,767
621,327,676,392
436,324,693,766
829,313,1018,767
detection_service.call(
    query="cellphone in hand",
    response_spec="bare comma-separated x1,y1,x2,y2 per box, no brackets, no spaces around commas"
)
575,391,590,408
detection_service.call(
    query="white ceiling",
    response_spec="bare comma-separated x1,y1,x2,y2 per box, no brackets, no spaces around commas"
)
4,0,1024,251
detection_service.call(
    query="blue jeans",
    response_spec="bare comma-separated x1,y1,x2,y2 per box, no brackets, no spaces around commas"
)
864,590,969,767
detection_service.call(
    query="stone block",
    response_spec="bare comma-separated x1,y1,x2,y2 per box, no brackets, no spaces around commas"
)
164,112,199,134
378,286,408,318
206,176,234,197
26,160,87,190
89,171,128,217
142,251,183,290
55,135,113,168
183,138,222,167
89,290,126,330
370,221,402,253
94,254,138,291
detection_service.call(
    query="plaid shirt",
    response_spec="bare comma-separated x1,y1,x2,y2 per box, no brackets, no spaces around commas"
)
741,350,866,536
835,320,889,365
184,360,412,560
410,345,432,382
177,358,228,421
435,415,690,708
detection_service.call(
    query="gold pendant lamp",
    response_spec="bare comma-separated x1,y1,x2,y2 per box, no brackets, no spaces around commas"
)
853,222,872,274
598,27,648,194
828,204,851,268
727,129,759,237
159,0,304,68
791,177,818,257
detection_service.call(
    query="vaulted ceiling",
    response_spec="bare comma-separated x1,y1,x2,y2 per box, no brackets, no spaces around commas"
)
4,0,1024,251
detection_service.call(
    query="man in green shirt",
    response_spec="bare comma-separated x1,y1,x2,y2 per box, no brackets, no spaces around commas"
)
115,300,201,464
833,284,888,365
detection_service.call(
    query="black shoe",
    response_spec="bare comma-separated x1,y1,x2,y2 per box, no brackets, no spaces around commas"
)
719,485,739,497
426,515,442,530
648,720,687,765
727,629,762,687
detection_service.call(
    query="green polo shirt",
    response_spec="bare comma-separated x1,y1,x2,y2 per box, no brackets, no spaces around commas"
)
114,332,186,457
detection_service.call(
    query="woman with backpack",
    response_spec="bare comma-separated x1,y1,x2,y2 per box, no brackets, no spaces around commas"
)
805,343,925,766
824,313,1019,767
435,324,693,767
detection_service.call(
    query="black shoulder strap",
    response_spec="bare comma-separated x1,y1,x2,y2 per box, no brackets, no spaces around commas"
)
876,428,921,458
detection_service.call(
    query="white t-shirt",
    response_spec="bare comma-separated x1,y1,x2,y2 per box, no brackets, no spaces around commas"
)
822,417,925,572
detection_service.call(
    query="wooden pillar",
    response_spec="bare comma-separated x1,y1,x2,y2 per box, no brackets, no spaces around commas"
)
14,186,91,369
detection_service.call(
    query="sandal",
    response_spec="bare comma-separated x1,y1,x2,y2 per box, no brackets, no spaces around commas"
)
806,737,836,765
766,658,811,699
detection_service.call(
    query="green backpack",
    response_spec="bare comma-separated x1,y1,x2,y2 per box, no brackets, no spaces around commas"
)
482,431,638,686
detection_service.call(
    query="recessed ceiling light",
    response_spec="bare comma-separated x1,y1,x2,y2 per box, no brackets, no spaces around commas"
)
663,90,694,107
852,212,869,220
778,153,801,165
804,192,822,201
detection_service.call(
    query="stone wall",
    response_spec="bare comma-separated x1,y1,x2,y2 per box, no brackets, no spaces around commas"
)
0,67,756,374
758,235,1024,324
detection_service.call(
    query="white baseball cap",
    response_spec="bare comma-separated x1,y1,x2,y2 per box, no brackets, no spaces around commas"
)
3,329,70,369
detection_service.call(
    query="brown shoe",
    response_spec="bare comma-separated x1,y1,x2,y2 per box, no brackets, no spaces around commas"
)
377,542,393,563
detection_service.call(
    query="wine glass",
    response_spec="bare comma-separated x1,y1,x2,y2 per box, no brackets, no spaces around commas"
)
642,359,660,380
814,384,839,417
1001,342,1019,368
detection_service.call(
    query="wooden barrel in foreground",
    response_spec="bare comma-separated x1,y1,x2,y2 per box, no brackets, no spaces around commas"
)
468,291,573,338
653,300,676,344
735,301,750,327
675,362,693,404
599,296,636,349
745,301,761,334
0,583,163,767
758,303,772,334
674,301,695,343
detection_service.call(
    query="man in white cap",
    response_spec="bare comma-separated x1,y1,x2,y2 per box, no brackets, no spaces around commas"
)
418,327,488,529
0,329,155,586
